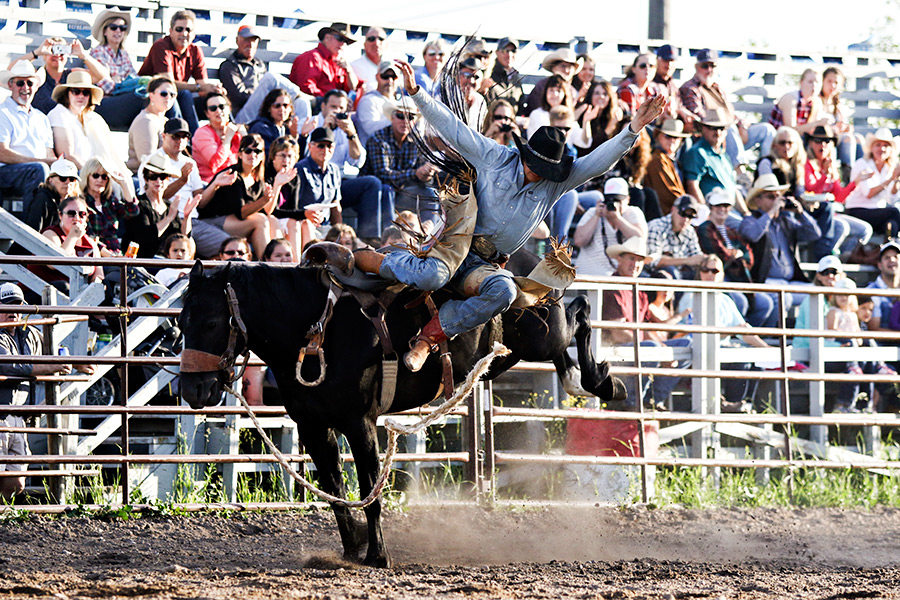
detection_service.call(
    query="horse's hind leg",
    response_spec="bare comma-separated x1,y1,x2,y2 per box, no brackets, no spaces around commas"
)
298,422,367,560
344,418,391,568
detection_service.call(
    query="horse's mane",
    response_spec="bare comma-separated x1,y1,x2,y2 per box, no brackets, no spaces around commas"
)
184,262,324,313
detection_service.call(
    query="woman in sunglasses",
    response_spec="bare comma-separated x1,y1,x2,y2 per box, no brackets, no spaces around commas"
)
122,154,193,259
80,157,139,254
193,92,244,183
197,134,274,259
248,88,300,157
23,158,82,234
415,39,448,98
35,195,108,287
47,69,110,170
90,9,144,130
617,53,657,117
217,236,251,261
481,98,521,147
127,76,177,171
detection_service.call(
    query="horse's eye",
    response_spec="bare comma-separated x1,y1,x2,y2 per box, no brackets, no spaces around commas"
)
207,320,218,330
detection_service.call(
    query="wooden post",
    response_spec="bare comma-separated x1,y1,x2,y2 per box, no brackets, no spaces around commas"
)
648,0,670,40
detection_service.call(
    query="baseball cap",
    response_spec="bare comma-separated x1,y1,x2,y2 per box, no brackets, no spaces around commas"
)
309,127,335,144
603,177,629,198
464,38,491,58
0,283,25,305
696,48,718,64
163,118,190,136
705,188,734,206
497,37,519,51
880,240,900,257
656,44,678,61
377,60,397,77
675,194,699,217
50,158,78,179
237,25,260,39
816,255,843,273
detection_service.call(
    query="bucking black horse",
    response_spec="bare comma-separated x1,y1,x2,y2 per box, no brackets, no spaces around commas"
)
179,253,623,567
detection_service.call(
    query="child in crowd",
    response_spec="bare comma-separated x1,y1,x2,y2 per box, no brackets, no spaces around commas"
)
154,233,195,287
825,279,867,411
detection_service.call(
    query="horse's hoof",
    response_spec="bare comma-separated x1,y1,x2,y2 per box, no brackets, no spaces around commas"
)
363,551,392,569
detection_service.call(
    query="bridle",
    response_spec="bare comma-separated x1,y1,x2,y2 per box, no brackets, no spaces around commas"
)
179,283,249,383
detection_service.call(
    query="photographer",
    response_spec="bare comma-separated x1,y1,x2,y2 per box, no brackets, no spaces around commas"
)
573,177,648,277
739,173,821,310
481,98,521,147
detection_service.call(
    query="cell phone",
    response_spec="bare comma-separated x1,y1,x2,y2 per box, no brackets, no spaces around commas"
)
51,43,69,56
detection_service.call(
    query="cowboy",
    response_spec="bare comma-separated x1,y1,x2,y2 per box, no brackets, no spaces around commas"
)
220,25,313,124
682,107,747,216
138,9,226,133
523,48,582,116
0,61,54,215
644,118,690,214
351,61,665,372
289,22,361,100
0,283,74,500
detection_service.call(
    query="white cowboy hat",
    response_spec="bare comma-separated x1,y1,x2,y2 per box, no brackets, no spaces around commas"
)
51,69,103,105
141,153,181,178
0,61,39,88
540,48,583,74
606,236,649,259
382,97,421,120
656,118,690,138
746,173,790,206
91,8,132,43
864,127,899,156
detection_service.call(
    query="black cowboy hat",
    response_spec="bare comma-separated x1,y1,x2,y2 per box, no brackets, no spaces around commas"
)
317,22,356,44
512,127,574,182
807,124,837,143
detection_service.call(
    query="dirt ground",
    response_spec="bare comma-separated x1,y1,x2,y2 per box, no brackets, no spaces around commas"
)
0,503,898,599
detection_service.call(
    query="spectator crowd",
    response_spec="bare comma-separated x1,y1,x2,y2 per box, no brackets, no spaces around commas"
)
2,12,900,415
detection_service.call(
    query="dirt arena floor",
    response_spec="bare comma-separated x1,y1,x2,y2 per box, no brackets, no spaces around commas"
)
0,503,898,599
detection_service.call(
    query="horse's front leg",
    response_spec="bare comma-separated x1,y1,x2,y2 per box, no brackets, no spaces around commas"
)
297,421,367,560
344,417,391,568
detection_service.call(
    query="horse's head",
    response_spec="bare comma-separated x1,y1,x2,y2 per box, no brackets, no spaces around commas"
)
179,261,246,409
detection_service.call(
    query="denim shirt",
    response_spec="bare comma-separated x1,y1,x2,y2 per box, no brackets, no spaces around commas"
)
410,89,638,255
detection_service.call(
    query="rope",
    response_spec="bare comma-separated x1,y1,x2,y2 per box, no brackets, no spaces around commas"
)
223,341,511,508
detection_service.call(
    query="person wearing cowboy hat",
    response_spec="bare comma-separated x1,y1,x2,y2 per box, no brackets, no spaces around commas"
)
350,59,664,372
88,8,147,130
678,48,775,167
0,282,76,500
523,48,583,116
138,9,226,134
0,60,55,215
645,118,690,214
289,22,361,100
46,69,105,169
739,172,821,311
682,107,751,216
843,127,900,237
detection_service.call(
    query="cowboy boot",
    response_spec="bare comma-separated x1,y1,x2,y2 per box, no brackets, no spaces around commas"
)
404,314,447,372
353,250,385,275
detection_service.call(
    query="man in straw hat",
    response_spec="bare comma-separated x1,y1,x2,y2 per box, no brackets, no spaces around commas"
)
0,60,55,215
739,173,820,311
349,60,665,372
682,107,748,216
645,118,690,214
290,22,360,100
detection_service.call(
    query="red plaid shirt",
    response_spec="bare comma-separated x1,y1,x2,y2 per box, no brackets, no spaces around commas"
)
90,45,138,94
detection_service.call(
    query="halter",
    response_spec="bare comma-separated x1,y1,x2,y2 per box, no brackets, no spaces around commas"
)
180,283,250,383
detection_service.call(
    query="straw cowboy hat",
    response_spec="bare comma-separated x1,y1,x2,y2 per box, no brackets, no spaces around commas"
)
656,118,690,138
540,48,583,73
745,173,790,207
51,69,103,104
0,60,39,88
142,153,181,178
382,97,420,120
864,127,899,156
512,241,577,308
317,22,356,44
91,8,132,43
606,236,649,259
512,126,574,182
699,107,731,128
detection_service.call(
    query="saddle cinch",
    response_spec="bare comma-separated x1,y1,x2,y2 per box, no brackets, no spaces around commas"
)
299,186,576,407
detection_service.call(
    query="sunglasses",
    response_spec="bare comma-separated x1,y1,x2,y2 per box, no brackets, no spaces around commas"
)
678,210,698,219
426,51,444,57
311,142,334,149
242,147,263,155
820,268,840,276
460,72,481,80
174,26,192,33
271,102,291,109
699,62,716,69
69,88,92,97
366,36,385,42
492,114,511,121
156,90,174,98
90,172,109,180
700,267,721,274
170,133,190,140
380,72,397,80
143,172,168,181
222,249,248,257
56,176,77,183
207,104,227,112
393,111,416,120
107,24,128,32
63,210,88,218
637,62,655,68
13,79,35,88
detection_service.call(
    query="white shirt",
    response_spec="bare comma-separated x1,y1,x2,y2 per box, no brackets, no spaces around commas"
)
138,148,204,219
354,89,391,146
312,114,366,169
573,206,647,276
351,54,379,93
48,104,93,165
846,157,900,209
0,96,52,164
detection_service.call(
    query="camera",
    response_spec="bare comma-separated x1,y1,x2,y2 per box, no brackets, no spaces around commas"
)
604,198,620,211
334,112,348,120
498,123,513,133
51,43,69,56
784,196,802,212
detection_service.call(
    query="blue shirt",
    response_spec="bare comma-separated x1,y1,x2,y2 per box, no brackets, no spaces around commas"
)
681,138,735,198
410,88,637,255
295,155,341,217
